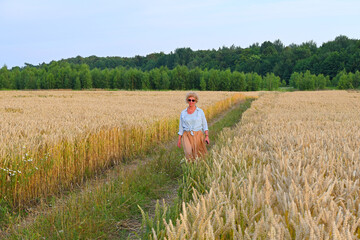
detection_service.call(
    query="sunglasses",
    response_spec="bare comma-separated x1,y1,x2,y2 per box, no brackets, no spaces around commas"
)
187,99,196,102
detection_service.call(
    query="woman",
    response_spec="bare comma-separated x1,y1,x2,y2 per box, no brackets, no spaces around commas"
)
177,92,209,161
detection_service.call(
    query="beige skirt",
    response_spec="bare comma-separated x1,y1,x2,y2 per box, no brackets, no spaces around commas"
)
181,131,208,161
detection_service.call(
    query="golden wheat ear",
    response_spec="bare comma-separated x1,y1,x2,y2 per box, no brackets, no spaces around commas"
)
160,91,360,239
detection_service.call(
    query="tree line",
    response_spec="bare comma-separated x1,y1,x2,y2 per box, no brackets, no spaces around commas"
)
289,70,360,90
1,61,359,91
0,63,282,91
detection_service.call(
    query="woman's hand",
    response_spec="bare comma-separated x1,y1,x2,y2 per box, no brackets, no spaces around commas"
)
177,139,181,148
205,135,210,145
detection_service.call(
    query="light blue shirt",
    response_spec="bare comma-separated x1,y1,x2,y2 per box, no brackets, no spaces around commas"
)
178,107,208,136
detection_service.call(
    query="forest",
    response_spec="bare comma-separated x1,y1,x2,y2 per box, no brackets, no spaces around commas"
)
0,35,359,91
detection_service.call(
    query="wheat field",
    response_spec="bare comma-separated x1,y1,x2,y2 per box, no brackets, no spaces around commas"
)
157,91,360,239
0,90,254,208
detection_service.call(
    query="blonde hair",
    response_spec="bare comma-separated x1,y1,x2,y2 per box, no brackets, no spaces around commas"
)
185,92,199,103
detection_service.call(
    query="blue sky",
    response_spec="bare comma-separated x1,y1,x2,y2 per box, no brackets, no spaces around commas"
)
1,0,359,68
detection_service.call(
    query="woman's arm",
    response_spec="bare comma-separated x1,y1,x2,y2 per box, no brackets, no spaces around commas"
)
201,110,208,132
204,130,209,144
177,135,182,148
178,112,184,136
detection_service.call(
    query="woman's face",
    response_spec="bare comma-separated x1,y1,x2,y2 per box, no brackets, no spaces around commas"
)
187,97,196,107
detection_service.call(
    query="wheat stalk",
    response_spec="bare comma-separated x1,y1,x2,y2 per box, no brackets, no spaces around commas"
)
158,91,360,239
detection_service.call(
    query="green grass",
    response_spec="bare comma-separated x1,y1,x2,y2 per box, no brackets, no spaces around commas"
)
1,98,254,240
278,86,295,92
209,98,253,140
